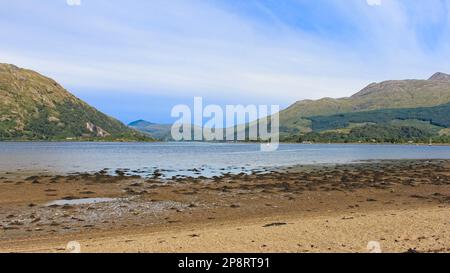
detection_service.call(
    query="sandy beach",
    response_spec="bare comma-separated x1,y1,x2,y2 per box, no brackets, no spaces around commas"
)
1,159,449,253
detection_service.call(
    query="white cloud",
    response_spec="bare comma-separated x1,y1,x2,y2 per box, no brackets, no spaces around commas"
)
1,0,450,105
366,0,382,6
66,0,81,6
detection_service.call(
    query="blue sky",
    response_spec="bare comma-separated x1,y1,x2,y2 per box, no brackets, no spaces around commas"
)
1,0,450,124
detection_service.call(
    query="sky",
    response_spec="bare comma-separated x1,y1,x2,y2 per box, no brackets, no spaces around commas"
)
1,0,450,124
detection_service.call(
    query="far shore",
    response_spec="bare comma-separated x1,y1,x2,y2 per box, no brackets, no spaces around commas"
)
2,139,450,147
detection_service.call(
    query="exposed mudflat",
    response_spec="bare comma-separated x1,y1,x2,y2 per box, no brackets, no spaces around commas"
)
1,159,450,253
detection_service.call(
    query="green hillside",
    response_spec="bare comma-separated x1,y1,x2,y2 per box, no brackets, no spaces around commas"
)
0,63,149,141
289,102,450,144
309,102,450,132
278,73,450,138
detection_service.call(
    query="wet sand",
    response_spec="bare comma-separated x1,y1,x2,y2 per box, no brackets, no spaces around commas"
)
1,159,450,253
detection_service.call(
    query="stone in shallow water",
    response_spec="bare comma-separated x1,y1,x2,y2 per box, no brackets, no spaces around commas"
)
46,198,117,206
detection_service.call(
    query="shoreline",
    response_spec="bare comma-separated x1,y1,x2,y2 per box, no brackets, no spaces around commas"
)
1,159,450,253
2,140,450,147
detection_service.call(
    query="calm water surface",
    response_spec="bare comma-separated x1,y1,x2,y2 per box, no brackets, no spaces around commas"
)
1,142,450,177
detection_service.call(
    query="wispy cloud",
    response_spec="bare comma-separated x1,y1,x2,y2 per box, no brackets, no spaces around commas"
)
66,0,81,6
366,0,382,6
1,0,449,106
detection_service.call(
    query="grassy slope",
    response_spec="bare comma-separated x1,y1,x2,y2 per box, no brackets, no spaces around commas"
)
279,77,450,137
308,102,450,132
0,63,149,141
285,103,450,143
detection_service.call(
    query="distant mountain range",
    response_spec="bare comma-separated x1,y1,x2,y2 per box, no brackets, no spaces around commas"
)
128,120,173,140
0,63,149,141
131,72,450,144
128,119,206,141
3,62,450,144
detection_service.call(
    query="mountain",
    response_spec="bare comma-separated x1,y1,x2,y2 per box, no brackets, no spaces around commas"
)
428,72,450,82
128,120,173,140
0,63,148,141
277,73,450,139
129,119,207,141
128,120,156,128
